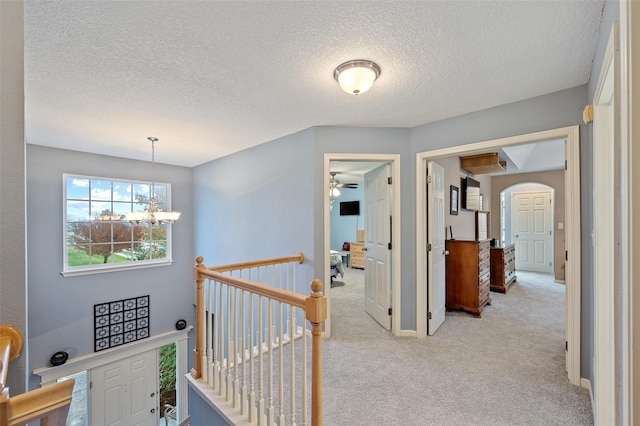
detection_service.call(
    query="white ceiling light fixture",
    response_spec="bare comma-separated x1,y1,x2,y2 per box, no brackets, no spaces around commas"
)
333,60,381,95
125,137,181,225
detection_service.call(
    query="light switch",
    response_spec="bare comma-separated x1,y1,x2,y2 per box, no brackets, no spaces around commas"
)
558,222,564,230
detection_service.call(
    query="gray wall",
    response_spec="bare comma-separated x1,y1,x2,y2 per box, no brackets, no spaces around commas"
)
26,145,194,389
313,127,414,328
193,128,316,295
410,84,590,376
0,0,27,393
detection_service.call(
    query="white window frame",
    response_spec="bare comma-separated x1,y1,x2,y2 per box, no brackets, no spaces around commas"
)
62,173,175,277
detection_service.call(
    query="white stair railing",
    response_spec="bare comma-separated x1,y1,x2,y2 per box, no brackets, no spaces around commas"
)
190,253,325,426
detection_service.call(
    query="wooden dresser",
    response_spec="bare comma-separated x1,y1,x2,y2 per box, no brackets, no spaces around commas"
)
490,244,517,293
445,239,491,317
349,242,365,269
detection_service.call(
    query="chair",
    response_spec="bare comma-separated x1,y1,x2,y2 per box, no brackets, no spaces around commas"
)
164,404,177,426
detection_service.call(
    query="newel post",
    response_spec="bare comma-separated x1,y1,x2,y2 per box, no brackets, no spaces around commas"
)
190,256,205,379
305,279,326,426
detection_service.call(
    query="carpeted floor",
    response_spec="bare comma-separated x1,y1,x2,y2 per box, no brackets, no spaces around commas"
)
322,268,593,425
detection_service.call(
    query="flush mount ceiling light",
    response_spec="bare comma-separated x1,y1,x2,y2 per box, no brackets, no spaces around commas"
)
124,137,181,225
333,60,381,95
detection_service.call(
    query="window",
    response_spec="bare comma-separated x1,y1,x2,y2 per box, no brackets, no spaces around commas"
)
63,174,174,276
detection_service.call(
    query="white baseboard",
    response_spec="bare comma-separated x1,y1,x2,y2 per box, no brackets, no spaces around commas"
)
581,377,595,420
397,329,417,337
554,279,566,284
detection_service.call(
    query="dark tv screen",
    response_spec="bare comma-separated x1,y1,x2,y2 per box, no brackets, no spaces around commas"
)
340,201,360,216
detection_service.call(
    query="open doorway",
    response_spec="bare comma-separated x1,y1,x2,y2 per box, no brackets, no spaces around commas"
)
323,154,402,338
416,125,582,386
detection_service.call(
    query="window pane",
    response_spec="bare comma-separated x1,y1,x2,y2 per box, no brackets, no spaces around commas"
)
67,177,90,200
91,201,112,221
91,243,112,264
68,245,90,267
91,180,112,201
112,223,133,244
132,183,151,204
153,185,167,209
67,201,90,222
113,182,132,202
112,202,132,219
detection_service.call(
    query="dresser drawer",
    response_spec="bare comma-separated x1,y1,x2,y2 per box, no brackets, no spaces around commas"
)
479,270,490,287
479,284,490,305
479,261,490,278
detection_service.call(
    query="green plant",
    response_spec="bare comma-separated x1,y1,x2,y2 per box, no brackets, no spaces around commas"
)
159,343,176,416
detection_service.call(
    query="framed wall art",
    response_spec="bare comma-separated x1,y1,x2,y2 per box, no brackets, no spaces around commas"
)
450,185,459,215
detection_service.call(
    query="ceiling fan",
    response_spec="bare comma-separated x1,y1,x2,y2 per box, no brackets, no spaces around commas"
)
329,171,357,211
329,172,358,196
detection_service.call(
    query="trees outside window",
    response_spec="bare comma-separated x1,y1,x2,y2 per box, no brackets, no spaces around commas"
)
64,175,173,274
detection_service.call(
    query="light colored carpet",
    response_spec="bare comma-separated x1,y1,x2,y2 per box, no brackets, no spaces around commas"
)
323,269,593,425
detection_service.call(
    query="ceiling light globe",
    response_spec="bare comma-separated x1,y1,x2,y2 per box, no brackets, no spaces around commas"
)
334,60,381,95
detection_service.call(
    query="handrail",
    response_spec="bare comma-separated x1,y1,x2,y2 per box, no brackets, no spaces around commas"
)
198,268,308,309
0,325,24,390
191,254,326,426
4,379,74,426
207,251,304,272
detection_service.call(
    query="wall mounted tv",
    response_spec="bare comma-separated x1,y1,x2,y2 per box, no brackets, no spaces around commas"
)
462,176,481,210
339,201,360,216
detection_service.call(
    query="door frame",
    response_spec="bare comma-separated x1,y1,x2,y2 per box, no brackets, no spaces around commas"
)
415,125,582,387
592,22,619,425
33,328,191,424
511,188,555,274
323,153,403,337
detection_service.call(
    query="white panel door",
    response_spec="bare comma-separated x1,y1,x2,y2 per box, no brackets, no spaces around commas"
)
364,163,391,330
427,161,446,335
512,191,553,273
91,349,158,426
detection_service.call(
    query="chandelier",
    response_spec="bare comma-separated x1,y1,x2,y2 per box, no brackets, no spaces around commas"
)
125,137,181,225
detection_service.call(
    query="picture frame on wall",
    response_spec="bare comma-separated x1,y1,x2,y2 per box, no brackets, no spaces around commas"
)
450,185,459,215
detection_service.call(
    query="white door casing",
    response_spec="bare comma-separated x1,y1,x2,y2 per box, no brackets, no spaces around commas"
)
91,349,158,426
416,126,581,387
512,191,553,273
593,22,618,426
364,163,392,330
427,161,446,335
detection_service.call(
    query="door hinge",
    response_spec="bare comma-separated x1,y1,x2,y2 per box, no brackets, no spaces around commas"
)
427,312,432,320
388,242,392,250
388,177,392,185
427,175,432,184
426,243,432,251
388,308,392,316
566,251,568,261
566,341,568,351
90,381,92,389
565,160,568,170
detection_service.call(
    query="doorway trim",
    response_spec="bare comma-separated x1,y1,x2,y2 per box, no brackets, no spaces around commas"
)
323,153,403,338
510,188,555,274
415,125,581,386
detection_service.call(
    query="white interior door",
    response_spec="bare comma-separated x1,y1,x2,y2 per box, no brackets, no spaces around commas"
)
364,163,391,330
427,161,446,335
512,191,553,273
91,349,158,426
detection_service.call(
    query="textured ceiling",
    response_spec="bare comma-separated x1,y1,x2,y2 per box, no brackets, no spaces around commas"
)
24,1,604,167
